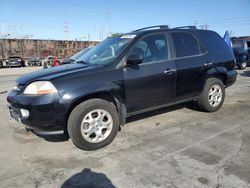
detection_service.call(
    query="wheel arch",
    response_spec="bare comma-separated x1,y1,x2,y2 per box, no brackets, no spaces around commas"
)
204,67,228,86
65,91,126,130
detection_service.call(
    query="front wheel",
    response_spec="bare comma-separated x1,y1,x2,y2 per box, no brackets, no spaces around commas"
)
198,78,225,112
67,99,120,150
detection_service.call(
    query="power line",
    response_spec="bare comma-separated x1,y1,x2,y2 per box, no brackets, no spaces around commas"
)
0,22,33,39
196,16,250,22
210,22,250,27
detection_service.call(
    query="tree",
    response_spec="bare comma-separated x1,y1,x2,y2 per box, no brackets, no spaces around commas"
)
111,33,123,37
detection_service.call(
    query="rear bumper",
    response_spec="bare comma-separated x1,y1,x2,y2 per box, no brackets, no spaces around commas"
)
226,69,237,88
7,90,69,132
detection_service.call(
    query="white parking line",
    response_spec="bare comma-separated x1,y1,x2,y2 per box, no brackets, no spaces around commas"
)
167,117,250,158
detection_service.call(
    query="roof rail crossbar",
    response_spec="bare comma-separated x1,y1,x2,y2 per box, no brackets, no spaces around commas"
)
133,25,169,32
173,26,197,30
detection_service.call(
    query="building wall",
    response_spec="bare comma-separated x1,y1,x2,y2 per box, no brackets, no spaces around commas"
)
0,39,98,60
232,36,250,42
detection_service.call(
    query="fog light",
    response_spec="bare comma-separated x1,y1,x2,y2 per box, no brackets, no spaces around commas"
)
20,108,29,118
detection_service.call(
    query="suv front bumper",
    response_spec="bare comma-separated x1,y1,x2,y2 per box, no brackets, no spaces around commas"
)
7,90,69,132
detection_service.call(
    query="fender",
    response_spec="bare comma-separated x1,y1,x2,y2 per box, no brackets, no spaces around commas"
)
110,91,127,126
202,66,228,88
61,80,127,126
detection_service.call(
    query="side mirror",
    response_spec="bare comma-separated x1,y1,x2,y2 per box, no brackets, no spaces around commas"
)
127,53,143,66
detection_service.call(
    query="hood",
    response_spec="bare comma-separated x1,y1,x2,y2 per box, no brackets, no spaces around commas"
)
17,63,102,85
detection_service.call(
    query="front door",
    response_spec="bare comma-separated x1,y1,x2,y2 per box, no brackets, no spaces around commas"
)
124,33,176,113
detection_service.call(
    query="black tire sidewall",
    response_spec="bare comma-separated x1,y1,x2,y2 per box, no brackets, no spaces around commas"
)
199,78,225,112
68,99,119,150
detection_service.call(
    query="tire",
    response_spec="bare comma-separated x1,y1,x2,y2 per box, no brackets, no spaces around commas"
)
198,78,225,112
67,98,120,150
238,61,247,70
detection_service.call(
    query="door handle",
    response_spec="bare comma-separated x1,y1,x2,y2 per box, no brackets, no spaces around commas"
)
164,69,176,75
204,62,214,67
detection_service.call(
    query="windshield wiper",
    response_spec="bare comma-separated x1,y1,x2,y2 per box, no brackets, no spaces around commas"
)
67,58,75,62
75,60,89,64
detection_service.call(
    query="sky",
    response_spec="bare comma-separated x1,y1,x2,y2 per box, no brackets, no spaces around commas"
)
0,0,250,41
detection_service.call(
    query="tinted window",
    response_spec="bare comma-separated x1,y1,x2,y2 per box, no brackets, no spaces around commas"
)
172,32,200,58
200,31,231,56
129,33,169,63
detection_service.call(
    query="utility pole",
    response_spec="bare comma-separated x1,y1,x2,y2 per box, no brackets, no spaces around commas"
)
108,7,112,37
0,23,3,37
19,24,24,38
194,20,197,27
64,20,69,40
100,28,104,41
229,30,235,37
88,33,90,45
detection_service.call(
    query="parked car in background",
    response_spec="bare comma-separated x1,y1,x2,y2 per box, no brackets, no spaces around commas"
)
248,41,250,63
60,46,93,65
43,56,55,68
231,38,249,69
0,60,3,68
7,25,237,150
28,56,41,66
6,56,25,68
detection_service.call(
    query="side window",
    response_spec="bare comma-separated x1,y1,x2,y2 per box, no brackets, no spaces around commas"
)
172,32,201,58
129,33,169,63
203,31,232,56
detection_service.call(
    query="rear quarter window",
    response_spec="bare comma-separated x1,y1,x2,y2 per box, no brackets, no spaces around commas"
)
199,31,231,56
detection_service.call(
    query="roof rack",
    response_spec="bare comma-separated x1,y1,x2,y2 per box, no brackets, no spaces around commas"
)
133,25,169,32
172,26,197,29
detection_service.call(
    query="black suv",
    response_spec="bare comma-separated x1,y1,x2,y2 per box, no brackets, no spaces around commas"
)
7,25,237,150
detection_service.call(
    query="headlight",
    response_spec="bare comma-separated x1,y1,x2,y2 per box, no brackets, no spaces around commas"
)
23,81,57,95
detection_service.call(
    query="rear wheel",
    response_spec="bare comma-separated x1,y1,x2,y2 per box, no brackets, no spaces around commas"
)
68,99,119,150
198,78,225,112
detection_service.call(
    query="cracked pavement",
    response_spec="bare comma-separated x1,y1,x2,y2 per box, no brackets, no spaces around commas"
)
0,67,250,188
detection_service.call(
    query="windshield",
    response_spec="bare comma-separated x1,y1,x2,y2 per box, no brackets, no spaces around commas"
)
76,35,135,65
70,46,93,60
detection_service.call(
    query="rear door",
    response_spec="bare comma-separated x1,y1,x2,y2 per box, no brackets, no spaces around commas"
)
170,31,208,100
124,32,176,113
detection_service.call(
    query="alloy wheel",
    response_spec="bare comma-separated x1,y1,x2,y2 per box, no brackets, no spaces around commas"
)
80,109,113,143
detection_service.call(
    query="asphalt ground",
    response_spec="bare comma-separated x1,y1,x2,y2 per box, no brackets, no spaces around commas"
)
0,67,250,188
